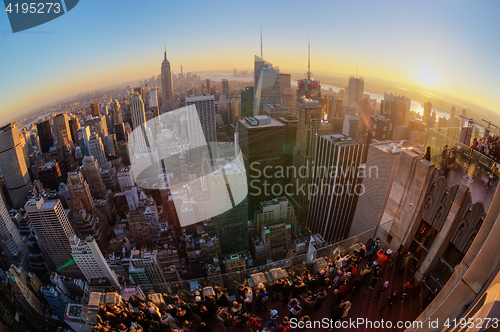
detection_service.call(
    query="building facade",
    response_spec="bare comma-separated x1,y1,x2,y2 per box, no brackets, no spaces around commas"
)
0,121,32,208
307,134,363,243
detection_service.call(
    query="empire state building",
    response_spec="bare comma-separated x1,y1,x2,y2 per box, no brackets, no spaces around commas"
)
161,51,174,112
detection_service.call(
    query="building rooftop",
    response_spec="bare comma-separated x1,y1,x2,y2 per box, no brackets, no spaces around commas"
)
239,115,285,129
371,140,422,155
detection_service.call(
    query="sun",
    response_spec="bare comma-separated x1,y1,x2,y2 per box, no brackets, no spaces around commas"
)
420,66,437,85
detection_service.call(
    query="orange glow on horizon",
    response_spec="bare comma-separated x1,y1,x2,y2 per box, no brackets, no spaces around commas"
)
3,55,498,125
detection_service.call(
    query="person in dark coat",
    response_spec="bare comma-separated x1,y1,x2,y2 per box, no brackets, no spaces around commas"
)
272,279,284,302
315,288,328,309
424,146,431,161
199,305,213,322
330,302,344,322
350,278,363,298
374,281,389,301
197,321,212,332
235,285,246,303
281,279,292,304
215,288,230,309
308,275,319,293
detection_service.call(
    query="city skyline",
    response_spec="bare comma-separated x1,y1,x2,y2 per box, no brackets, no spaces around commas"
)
1,0,500,124
0,2,500,329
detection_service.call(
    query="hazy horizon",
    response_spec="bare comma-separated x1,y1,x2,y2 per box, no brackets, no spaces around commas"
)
1,0,499,124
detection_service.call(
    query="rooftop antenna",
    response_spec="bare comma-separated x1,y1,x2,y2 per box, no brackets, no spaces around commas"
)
356,64,358,79
260,26,263,58
164,43,166,60
307,37,311,80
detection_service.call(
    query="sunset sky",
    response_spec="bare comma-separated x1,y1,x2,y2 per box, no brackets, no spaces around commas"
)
1,0,499,123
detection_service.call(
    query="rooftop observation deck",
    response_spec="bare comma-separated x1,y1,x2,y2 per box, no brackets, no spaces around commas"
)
70,224,440,331
426,127,499,211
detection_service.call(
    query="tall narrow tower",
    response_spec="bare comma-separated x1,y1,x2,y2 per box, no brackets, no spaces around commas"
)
307,38,311,81
161,50,174,112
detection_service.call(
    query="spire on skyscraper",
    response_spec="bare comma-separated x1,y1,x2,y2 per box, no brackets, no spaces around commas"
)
307,38,311,80
260,26,263,58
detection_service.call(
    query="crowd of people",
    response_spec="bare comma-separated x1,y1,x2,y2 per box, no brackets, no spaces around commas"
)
427,136,499,187
471,135,500,162
91,238,425,332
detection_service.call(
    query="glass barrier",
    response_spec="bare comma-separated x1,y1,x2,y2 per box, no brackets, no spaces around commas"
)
426,128,499,183
77,225,387,327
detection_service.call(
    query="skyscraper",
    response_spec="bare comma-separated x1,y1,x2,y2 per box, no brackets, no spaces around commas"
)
238,115,285,218
68,117,80,145
38,160,64,190
84,116,108,139
222,79,229,97
206,158,249,255
66,171,95,214
289,99,322,219
254,66,281,116
131,93,146,131
115,123,127,143
69,235,120,289
149,87,159,110
161,51,174,112
297,77,321,101
37,120,53,153
186,95,217,158
88,132,107,166
347,76,364,105
254,197,296,261
379,99,406,140
383,93,411,126
82,156,107,198
307,134,363,243
129,93,151,153
90,102,100,117
25,197,83,278
111,100,123,125
277,114,298,176
126,200,159,249
254,55,272,93
53,113,73,155
240,87,254,118
77,126,91,156
0,121,31,208
349,141,417,237
278,73,291,96
206,79,211,94
0,190,26,267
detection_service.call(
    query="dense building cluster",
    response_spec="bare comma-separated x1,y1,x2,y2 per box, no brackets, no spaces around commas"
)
0,48,498,331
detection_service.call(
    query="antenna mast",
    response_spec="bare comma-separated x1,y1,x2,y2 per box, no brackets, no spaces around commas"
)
307,38,311,80
260,26,263,58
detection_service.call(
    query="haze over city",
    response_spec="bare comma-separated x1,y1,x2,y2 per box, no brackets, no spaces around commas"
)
1,1,500,331
1,0,500,124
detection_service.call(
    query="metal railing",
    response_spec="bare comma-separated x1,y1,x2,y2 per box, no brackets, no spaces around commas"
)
426,128,499,182
73,223,394,328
